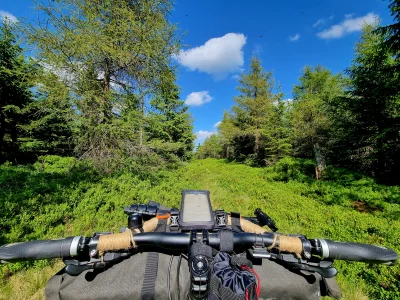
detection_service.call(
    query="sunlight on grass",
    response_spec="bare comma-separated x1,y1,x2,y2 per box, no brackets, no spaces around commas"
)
0,261,63,300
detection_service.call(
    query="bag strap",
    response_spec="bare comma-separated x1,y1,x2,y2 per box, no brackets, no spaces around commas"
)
320,276,342,299
230,212,242,232
141,252,159,300
141,218,168,300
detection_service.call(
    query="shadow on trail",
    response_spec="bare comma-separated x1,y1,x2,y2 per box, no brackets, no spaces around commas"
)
0,161,101,245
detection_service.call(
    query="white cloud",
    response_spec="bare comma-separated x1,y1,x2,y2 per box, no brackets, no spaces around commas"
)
196,130,214,140
313,16,334,28
283,98,293,102
289,34,300,42
175,33,246,80
0,10,18,23
41,62,78,86
214,121,221,128
313,19,325,28
317,13,378,39
194,130,215,145
185,91,213,107
231,74,240,80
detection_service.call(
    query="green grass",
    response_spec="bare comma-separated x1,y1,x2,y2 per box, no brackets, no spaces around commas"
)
0,157,399,299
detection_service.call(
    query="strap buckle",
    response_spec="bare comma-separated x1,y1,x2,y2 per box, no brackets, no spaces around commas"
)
215,210,227,228
169,208,179,231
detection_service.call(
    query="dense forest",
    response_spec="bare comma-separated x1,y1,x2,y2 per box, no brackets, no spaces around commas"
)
1,0,399,184
197,1,400,185
0,0,194,173
1,0,400,299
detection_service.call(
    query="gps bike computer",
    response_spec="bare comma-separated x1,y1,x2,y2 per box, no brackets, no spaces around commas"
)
178,190,215,230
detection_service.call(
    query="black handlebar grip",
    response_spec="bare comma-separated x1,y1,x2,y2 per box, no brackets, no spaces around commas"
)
0,237,80,263
319,239,398,265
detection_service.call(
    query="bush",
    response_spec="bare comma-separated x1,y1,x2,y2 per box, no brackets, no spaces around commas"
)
264,157,315,182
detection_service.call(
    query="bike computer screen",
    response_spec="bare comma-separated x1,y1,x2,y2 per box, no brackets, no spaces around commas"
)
178,190,215,230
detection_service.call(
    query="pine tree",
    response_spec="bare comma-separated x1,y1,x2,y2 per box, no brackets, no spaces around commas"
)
24,0,181,170
334,24,400,183
290,65,345,179
228,56,289,165
0,20,35,163
377,0,400,67
218,111,238,159
269,99,292,162
195,134,222,159
20,70,75,157
148,69,194,160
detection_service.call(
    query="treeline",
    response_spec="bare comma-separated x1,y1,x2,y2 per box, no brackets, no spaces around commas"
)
0,0,194,173
197,1,400,184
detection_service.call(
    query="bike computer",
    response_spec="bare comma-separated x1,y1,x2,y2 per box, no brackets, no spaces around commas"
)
178,190,215,230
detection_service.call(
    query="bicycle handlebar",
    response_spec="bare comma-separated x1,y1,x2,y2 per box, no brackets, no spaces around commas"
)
318,239,398,265
0,237,79,263
0,232,397,265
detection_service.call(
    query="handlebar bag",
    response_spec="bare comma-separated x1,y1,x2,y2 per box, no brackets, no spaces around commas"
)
46,249,341,300
208,252,258,300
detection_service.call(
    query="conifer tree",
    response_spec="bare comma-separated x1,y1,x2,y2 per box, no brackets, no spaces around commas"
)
0,20,35,162
334,25,400,183
291,65,345,178
227,56,289,165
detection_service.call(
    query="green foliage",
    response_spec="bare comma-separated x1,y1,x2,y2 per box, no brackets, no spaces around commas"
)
331,24,400,184
263,158,400,209
263,157,315,182
0,20,37,163
377,0,400,65
148,69,194,160
196,134,223,159
20,71,75,158
290,65,346,159
1,157,399,299
217,57,291,166
20,0,192,172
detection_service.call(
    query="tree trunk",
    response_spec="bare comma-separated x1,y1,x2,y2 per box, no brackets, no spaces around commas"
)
314,142,326,180
102,58,111,122
0,111,5,162
10,120,17,143
139,95,144,147
254,131,260,155
375,122,386,182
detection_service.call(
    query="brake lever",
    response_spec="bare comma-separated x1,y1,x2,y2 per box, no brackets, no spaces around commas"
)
271,254,338,278
64,252,131,276
249,247,338,278
64,260,95,276
286,262,338,278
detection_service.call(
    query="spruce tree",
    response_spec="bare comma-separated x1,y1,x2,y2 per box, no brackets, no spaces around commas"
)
0,20,35,163
196,134,222,159
218,111,238,159
148,69,194,160
228,56,289,165
334,25,400,183
291,65,345,178
377,0,400,67
21,71,75,157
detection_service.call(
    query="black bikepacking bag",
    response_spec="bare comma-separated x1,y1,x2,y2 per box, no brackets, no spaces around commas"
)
46,251,341,300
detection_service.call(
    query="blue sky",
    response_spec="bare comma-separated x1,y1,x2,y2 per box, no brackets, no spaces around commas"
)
0,0,395,144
